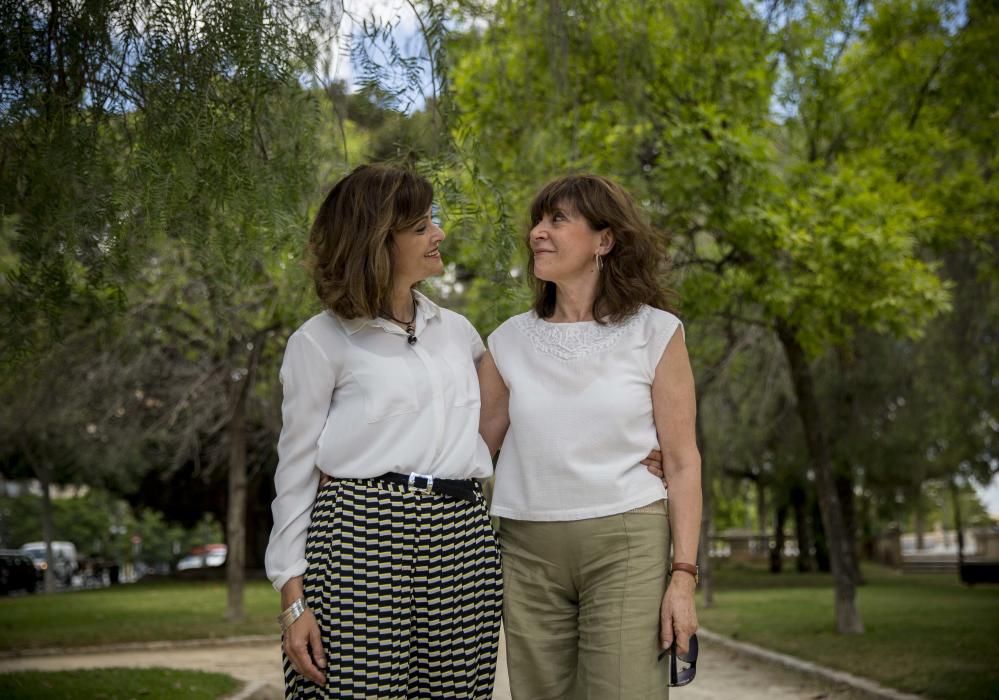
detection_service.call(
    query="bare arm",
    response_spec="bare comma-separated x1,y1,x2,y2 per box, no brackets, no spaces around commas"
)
477,351,510,457
652,330,702,654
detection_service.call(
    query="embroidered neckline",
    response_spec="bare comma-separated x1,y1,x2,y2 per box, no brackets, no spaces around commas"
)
515,306,648,361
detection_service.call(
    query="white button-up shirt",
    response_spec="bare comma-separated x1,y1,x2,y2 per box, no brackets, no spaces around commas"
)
265,291,491,592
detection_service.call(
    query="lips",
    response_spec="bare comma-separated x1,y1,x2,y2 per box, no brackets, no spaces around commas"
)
425,248,440,258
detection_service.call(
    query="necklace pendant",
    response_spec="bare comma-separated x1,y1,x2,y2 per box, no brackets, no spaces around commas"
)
406,324,417,345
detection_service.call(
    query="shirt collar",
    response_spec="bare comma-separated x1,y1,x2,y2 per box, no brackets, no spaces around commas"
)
338,289,441,336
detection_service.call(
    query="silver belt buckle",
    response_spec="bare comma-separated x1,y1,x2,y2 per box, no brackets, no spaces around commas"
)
408,472,434,495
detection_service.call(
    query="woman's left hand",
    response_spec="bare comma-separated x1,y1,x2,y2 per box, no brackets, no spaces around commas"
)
660,574,698,656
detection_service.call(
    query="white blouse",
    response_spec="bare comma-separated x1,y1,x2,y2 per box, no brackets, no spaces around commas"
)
265,291,492,592
488,305,682,521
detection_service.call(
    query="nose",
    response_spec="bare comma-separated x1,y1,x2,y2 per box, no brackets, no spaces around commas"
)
432,222,446,243
530,222,548,241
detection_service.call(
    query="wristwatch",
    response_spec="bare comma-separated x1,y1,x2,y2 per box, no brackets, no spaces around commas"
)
670,562,699,584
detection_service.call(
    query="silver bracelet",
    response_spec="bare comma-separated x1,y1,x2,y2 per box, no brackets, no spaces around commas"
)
277,597,307,633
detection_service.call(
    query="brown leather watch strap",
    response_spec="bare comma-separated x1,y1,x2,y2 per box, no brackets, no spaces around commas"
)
670,562,699,583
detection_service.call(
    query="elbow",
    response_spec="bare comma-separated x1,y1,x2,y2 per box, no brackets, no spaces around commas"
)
662,447,701,482
479,415,508,457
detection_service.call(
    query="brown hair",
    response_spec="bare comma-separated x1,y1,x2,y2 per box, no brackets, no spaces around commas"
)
527,174,674,323
308,164,433,319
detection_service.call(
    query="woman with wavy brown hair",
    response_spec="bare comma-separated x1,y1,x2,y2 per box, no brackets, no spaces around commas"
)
478,174,702,698
265,164,501,698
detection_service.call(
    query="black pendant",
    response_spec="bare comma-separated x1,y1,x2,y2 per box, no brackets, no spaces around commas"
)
406,324,417,345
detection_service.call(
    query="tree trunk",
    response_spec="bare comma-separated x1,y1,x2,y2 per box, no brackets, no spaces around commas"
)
790,483,814,572
836,471,863,585
777,320,863,634
914,485,926,551
226,334,266,623
812,499,831,572
950,478,964,571
226,382,248,623
770,501,788,574
756,478,767,538
38,466,57,593
695,406,713,607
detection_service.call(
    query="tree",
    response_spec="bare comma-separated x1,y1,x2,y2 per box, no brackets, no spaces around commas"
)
448,0,971,633
1,0,340,618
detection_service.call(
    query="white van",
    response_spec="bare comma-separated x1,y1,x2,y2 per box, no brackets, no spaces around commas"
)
20,541,78,585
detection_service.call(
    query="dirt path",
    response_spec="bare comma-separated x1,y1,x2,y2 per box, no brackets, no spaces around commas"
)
0,635,877,699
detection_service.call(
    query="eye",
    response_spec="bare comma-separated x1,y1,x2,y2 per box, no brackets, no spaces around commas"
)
552,212,566,223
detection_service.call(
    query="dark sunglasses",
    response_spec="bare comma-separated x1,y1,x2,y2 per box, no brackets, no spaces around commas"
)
657,633,698,687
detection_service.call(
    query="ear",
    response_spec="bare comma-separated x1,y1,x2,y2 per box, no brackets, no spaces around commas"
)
597,228,615,256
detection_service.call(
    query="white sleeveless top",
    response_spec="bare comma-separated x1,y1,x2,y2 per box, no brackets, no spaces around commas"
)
488,305,683,521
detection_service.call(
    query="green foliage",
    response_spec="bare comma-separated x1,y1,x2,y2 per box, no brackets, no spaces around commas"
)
448,0,995,547
0,0,336,365
0,489,224,565
0,0,994,584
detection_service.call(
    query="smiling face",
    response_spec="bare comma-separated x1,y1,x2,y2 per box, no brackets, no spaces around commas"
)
526,174,670,323
529,201,611,284
390,209,446,285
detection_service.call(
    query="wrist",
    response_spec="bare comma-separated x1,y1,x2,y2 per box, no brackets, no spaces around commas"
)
280,577,305,609
669,561,699,585
277,597,308,633
668,572,697,593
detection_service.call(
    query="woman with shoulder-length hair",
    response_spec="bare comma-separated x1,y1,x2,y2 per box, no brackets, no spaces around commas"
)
478,174,702,699
265,164,502,699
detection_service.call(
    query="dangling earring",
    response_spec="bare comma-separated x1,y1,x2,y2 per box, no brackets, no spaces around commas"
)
595,253,603,272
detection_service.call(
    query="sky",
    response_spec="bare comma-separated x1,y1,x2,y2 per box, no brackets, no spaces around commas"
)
322,0,427,96
976,477,999,519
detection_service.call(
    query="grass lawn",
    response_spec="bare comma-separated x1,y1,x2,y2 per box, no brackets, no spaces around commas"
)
0,668,239,699
0,579,278,651
698,562,999,700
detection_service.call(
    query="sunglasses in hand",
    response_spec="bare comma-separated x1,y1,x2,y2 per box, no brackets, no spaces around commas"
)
658,633,698,687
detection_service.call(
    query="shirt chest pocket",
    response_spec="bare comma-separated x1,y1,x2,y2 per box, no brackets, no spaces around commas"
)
351,356,421,423
442,350,480,408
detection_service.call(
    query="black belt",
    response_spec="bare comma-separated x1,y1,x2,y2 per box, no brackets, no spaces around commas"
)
376,472,480,502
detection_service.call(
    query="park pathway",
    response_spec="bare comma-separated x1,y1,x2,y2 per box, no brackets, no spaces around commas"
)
0,634,877,700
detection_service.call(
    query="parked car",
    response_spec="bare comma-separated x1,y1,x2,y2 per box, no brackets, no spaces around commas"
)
20,541,78,586
0,549,39,594
176,543,227,571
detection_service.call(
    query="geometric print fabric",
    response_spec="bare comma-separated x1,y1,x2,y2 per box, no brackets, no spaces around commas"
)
284,477,503,699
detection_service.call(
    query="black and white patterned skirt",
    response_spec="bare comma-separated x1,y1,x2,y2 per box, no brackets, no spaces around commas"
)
283,476,503,699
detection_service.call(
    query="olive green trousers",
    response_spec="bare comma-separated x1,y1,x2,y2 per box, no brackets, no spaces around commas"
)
499,502,670,700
